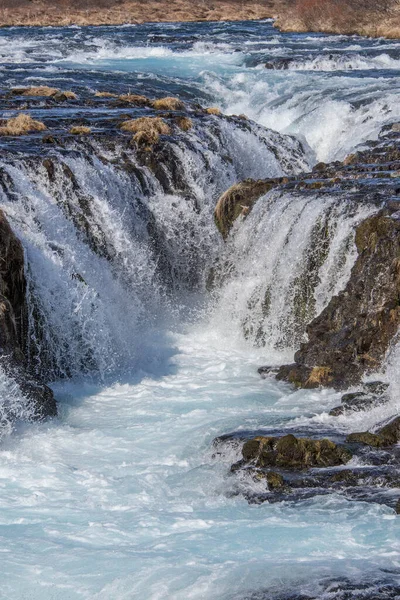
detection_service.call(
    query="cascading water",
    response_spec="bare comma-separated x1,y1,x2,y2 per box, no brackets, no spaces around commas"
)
0,18,399,600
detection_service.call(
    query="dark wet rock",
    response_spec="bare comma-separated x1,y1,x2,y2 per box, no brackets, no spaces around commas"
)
0,210,56,419
396,498,400,514
239,433,351,470
346,416,400,448
329,384,390,416
377,416,400,445
346,431,383,447
363,380,389,394
277,210,400,389
258,365,280,378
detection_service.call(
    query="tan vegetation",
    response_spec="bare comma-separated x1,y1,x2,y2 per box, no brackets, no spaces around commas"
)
0,0,397,38
120,116,171,148
12,86,77,100
95,91,118,98
0,0,278,27
152,97,185,111
205,107,222,115
118,93,151,106
305,366,333,387
276,0,400,38
69,125,91,135
0,113,46,135
175,116,193,131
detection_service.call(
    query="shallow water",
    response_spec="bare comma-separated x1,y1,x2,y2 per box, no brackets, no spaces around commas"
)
0,19,399,600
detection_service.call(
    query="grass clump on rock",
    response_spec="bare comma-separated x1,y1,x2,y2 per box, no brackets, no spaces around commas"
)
12,86,77,100
95,91,118,98
0,113,46,136
69,125,91,135
121,116,171,149
205,107,221,115
175,116,193,131
152,97,185,111
118,93,151,106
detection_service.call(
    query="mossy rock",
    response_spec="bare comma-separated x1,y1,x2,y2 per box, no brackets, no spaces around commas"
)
266,471,285,489
242,433,351,471
346,432,382,447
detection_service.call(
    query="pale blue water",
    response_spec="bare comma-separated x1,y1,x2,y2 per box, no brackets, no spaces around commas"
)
0,19,399,600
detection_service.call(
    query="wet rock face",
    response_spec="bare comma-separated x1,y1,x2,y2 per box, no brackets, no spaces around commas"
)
347,416,400,448
237,433,351,471
276,210,400,389
0,210,56,419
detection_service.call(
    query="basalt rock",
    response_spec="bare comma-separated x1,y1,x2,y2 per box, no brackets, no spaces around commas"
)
0,210,56,419
276,211,400,389
239,433,351,470
346,416,400,448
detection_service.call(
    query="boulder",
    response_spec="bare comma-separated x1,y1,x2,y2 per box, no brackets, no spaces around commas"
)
241,433,351,470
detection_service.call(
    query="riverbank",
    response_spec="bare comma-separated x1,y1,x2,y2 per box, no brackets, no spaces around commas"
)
0,0,278,27
1,0,399,40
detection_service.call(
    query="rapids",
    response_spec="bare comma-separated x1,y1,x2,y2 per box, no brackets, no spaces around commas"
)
0,19,399,600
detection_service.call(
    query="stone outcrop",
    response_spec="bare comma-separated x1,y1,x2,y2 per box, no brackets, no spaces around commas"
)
276,210,400,389
346,415,400,448
235,433,351,471
0,210,56,420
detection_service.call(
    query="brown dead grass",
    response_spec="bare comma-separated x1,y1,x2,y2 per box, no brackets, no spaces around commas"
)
175,116,193,131
118,93,151,106
305,366,333,387
121,116,171,148
0,1,278,27
152,97,185,111
120,116,171,135
0,113,46,135
95,91,118,98
205,107,222,115
276,0,400,38
69,125,91,135
12,86,77,100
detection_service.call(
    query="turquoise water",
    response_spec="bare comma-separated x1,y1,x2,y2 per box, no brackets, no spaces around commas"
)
0,19,399,599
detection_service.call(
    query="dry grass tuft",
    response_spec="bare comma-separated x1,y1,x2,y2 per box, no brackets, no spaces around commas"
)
133,129,161,149
205,107,222,115
118,93,151,106
305,366,332,387
12,86,77,100
121,116,171,135
152,96,185,111
175,116,193,131
121,116,171,149
69,125,91,135
95,91,118,98
0,113,47,135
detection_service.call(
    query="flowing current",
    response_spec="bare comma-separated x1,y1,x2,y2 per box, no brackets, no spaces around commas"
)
0,20,399,599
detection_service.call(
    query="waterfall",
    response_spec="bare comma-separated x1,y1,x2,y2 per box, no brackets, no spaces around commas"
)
0,117,309,384
207,188,378,358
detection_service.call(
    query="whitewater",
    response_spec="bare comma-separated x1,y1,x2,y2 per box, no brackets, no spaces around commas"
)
0,19,399,600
